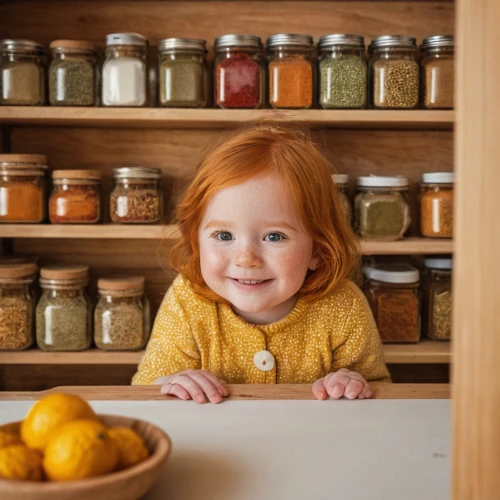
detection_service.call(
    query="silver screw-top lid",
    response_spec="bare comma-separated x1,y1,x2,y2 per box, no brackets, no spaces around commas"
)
364,264,420,284
106,33,148,47
214,35,263,49
421,35,454,50
267,34,314,48
113,167,162,180
424,257,453,270
368,35,417,51
0,39,45,53
318,34,364,49
158,38,207,53
421,172,455,184
357,175,409,188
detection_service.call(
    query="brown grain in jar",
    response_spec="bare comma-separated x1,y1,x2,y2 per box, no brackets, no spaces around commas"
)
420,172,454,238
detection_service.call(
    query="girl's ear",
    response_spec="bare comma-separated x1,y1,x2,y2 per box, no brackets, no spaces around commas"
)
308,256,319,271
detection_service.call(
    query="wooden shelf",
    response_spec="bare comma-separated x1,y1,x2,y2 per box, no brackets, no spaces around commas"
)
383,340,452,364
0,108,454,130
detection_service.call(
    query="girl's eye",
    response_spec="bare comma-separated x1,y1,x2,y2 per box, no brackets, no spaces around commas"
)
264,232,287,242
213,231,233,241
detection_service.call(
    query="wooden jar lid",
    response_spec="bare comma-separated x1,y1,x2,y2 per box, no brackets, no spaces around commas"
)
49,40,99,52
40,265,89,280
98,275,145,291
52,170,103,180
0,263,38,279
0,154,48,165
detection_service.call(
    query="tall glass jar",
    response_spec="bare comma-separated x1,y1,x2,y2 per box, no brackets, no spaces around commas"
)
49,40,99,106
355,175,411,241
332,174,352,225
0,263,38,350
0,154,48,223
158,38,208,108
420,172,454,238
214,35,264,109
267,34,315,109
421,35,454,109
110,167,163,223
368,35,419,109
36,266,92,351
318,34,367,109
364,264,420,343
102,33,148,107
49,170,102,224
0,39,46,105
422,257,452,340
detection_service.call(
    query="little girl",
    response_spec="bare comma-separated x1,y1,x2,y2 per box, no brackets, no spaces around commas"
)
132,124,390,402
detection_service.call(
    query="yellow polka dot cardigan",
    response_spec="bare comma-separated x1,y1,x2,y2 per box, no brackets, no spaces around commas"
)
132,275,391,385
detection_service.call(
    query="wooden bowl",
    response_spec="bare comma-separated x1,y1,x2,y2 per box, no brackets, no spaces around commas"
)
0,414,171,500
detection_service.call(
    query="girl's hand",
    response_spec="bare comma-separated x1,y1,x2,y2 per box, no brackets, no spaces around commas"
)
154,369,228,404
312,369,372,400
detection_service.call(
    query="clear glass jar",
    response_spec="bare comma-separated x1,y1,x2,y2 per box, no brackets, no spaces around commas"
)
422,258,452,340
368,36,419,109
158,38,208,108
0,39,46,106
355,175,411,241
420,172,454,238
0,154,48,223
102,33,148,107
318,34,367,109
332,174,352,225
214,35,264,109
0,263,38,350
420,35,454,109
49,170,102,224
49,40,99,106
364,264,420,343
36,266,91,351
110,167,163,223
267,34,315,109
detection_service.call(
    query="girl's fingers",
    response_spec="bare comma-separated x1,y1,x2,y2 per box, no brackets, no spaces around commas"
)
343,378,364,399
161,383,190,400
186,371,224,404
199,370,229,397
154,375,172,385
312,378,327,400
170,374,208,404
325,374,350,399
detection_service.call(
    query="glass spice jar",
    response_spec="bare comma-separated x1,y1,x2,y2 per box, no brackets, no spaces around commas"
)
49,170,102,224
36,266,92,351
102,33,148,107
214,35,264,109
368,35,419,109
422,257,452,340
420,172,454,238
110,167,163,224
364,264,420,343
354,175,411,241
0,263,38,351
158,38,208,108
49,39,99,106
318,34,367,109
420,35,454,110
0,154,48,223
332,174,352,226
0,39,46,106
267,34,315,109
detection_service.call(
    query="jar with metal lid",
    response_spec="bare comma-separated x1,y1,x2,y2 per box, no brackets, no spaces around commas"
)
332,174,352,225
0,263,38,350
49,39,99,106
354,175,411,241
421,35,454,109
422,257,452,340
158,38,208,108
214,35,264,109
36,266,92,351
420,172,454,238
94,275,149,350
102,33,148,107
49,170,102,224
318,34,367,109
110,167,163,223
364,264,420,343
267,34,315,109
368,35,419,109
0,39,46,105
0,154,48,223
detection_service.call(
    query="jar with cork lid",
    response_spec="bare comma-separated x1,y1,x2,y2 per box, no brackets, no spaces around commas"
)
420,172,454,238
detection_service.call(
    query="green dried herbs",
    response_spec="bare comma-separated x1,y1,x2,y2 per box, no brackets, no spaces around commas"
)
49,58,96,106
429,289,452,340
0,62,44,105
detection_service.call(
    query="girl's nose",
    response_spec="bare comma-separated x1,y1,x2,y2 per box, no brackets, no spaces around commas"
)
234,246,263,267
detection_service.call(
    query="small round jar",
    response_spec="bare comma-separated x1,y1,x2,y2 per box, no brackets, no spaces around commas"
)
354,175,411,241
49,39,99,106
102,33,148,107
420,172,454,238
110,167,163,224
49,170,102,224
332,174,352,225
422,257,452,340
94,276,149,350
0,263,38,350
318,34,367,109
0,154,48,223
0,39,46,105
368,35,419,109
363,264,420,343
267,34,315,109
158,38,208,108
36,266,92,352
214,35,264,109
420,35,454,109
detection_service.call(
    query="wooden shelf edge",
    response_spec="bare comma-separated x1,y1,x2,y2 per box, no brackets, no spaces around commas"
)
383,340,451,364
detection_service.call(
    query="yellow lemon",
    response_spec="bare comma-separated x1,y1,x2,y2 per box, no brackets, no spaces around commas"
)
0,429,22,449
108,427,149,470
0,444,43,481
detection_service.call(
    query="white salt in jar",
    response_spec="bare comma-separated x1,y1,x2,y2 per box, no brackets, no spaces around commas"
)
102,33,148,107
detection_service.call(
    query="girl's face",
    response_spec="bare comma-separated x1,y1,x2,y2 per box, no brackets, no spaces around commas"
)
198,170,317,325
